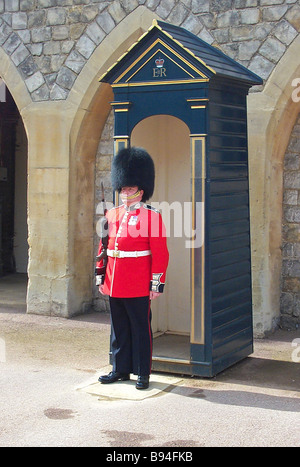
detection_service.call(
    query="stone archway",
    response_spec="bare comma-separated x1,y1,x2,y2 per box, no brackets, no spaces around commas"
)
67,7,158,314
247,35,300,335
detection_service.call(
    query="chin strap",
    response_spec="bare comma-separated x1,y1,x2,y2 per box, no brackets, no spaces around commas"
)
120,190,141,201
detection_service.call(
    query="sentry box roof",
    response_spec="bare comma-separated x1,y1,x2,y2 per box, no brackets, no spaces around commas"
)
100,19,263,88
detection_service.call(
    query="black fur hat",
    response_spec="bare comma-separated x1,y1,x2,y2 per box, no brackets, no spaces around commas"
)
111,147,155,202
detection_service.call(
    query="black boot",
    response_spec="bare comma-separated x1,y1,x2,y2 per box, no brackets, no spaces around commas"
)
98,371,130,384
136,375,149,389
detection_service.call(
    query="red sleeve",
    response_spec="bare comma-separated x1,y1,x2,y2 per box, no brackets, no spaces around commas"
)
149,211,169,293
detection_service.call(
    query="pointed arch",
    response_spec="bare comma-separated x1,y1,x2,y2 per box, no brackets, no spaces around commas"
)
66,6,158,312
247,34,300,335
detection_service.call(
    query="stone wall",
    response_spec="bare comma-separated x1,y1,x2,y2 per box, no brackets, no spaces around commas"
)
1,1,300,329
0,0,299,102
281,113,300,329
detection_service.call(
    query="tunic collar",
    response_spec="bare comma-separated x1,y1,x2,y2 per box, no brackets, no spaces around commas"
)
124,202,143,212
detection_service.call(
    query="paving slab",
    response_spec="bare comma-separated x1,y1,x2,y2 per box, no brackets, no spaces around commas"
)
77,367,183,401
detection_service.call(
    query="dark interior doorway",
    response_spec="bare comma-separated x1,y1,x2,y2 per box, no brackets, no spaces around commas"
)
0,82,28,278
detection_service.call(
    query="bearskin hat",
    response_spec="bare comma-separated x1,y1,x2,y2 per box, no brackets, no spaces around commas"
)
111,147,155,202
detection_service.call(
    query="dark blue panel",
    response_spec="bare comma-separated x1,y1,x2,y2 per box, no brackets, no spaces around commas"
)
210,150,248,164
209,180,249,194
212,274,251,302
210,165,248,179
211,246,251,268
212,302,252,328
211,259,251,285
212,314,253,345
210,193,249,209
211,219,250,239
212,328,253,361
212,288,252,315
210,233,251,254
210,206,249,223
209,134,247,149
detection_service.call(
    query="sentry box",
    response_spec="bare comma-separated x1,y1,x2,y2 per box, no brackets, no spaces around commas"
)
100,20,262,377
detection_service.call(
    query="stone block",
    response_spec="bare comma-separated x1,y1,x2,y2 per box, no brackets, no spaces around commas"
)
286,4,300,32
11,43,30,66
238,40,260,61
156,0,176,19
231,25,255,41
52,25,69,41
284,172,300,190
16,29,30,43
96,11,115,34
28,10,45,28
240,8,260,24
12,12,27,29
19,55,38,78
86,21,105,45
121,0,139,14
217,10,240,28
283,190,298,205
284,206,300,223
47,7,67,26
108,1,126,23
65,50,86,73
284,153,300,170
43,40,61,55
50,55,65,73
167,3,189,26
274,19,297,45
282,224,300,243
32,83,50,101
50,83,68,100
20,0,36,10
283,277,300,293
248,54,274,80
56,66,77,89
5,0,19,12
0,22,11,46
259,37,286,63
25,71,45,92
3,32,21,55
81,5,99,22
31,27,51,43
75,33,96,59
262,5,288,21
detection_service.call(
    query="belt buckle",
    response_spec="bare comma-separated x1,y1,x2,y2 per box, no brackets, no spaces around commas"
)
113,250,120,258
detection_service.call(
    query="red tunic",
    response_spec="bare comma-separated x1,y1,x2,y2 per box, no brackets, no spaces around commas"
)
96,202,169,298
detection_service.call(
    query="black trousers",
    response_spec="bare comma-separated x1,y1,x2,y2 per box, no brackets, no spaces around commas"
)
109,296,152,376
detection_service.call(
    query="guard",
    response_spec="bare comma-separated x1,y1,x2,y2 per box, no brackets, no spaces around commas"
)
96,147,169,389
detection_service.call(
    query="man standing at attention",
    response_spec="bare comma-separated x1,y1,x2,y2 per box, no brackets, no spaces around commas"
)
95,147,169,389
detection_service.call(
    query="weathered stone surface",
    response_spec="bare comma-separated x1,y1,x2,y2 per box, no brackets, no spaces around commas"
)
0,0,298,101
56,65,77,89
259,37,286,63
281,115,300,329
25,70,45,92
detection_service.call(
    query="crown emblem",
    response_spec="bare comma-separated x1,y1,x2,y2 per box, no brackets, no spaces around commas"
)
155,58,164,68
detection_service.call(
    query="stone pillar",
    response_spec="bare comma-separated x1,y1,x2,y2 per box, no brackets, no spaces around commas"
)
24,101,74,317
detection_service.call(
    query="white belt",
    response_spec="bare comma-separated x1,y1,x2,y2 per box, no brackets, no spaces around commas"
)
107,249,151,258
